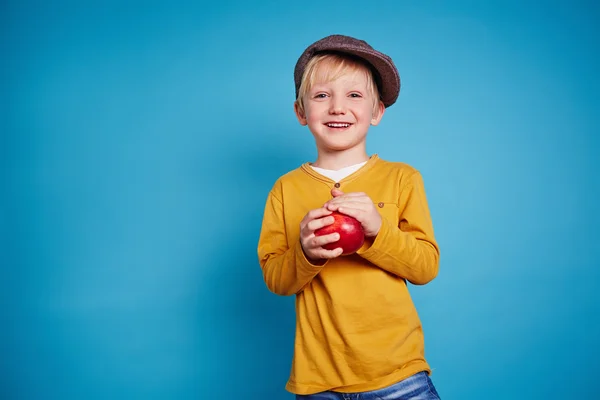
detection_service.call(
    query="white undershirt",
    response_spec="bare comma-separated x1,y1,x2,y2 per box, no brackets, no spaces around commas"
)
310,161,368,183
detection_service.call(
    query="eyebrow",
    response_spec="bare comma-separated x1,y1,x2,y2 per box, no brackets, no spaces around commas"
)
311,81,367,89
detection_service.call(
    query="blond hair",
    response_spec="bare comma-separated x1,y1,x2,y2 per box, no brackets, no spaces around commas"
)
295,53,382,115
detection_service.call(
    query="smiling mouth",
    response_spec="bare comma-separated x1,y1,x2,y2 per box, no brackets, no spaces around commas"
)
326,123,352,128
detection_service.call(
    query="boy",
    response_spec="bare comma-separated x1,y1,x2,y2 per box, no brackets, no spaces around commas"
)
257,34,441,399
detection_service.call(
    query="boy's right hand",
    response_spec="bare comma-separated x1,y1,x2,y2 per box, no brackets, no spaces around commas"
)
300,208,344,263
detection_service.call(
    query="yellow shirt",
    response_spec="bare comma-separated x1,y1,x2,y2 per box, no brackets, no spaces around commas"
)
257,154,440,395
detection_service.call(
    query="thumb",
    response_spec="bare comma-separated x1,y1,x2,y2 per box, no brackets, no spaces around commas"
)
331,187,344,197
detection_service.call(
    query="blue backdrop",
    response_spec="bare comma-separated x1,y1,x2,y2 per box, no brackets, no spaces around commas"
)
2,1,599,399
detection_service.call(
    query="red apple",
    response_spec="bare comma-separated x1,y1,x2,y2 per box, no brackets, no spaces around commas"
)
314,211,365,255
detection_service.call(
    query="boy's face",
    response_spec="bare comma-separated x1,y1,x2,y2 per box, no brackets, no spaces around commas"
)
294,62,385,154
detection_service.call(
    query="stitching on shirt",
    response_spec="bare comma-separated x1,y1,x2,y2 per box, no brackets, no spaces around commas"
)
270,190,283,205
395,170,419,208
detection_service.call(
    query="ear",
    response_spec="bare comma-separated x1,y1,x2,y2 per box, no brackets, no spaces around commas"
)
294,101,308,126
370,100,386,126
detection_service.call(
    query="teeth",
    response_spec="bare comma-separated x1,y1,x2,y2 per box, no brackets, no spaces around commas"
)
327,123,350,128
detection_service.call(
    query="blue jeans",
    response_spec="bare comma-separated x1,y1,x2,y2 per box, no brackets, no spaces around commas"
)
295,372,440,400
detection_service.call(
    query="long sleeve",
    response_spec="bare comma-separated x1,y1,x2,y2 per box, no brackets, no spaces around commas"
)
257,189,325,296
357,171,440,285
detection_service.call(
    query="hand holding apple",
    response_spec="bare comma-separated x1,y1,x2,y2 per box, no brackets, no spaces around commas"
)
299,207,345,262
323,188,382,237
314,211,365,255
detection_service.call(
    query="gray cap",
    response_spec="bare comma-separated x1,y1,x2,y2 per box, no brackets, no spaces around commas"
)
294,34,401,107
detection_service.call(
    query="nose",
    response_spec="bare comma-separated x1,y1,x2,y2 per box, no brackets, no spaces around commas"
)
328,96,346,115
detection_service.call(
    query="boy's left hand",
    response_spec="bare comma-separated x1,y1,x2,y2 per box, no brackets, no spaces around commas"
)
323,188,382,237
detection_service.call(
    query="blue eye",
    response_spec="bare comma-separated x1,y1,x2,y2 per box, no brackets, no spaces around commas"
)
349,93,362,98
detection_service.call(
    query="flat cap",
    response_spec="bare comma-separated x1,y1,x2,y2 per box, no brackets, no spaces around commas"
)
294,34,400,108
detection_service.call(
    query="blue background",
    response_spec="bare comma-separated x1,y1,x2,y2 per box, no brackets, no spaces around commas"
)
2,1,599,399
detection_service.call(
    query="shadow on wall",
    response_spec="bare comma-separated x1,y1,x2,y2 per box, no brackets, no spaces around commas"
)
192,129,312,399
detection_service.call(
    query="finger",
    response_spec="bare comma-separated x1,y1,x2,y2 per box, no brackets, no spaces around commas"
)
303,207,332,224
306,215,336,232
326,201,369,211
326,193,371,205
333,191,367,198
307,232,340,248
336,206,363,219
331,188,344,197
326,199,371,210
316,247,344,259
